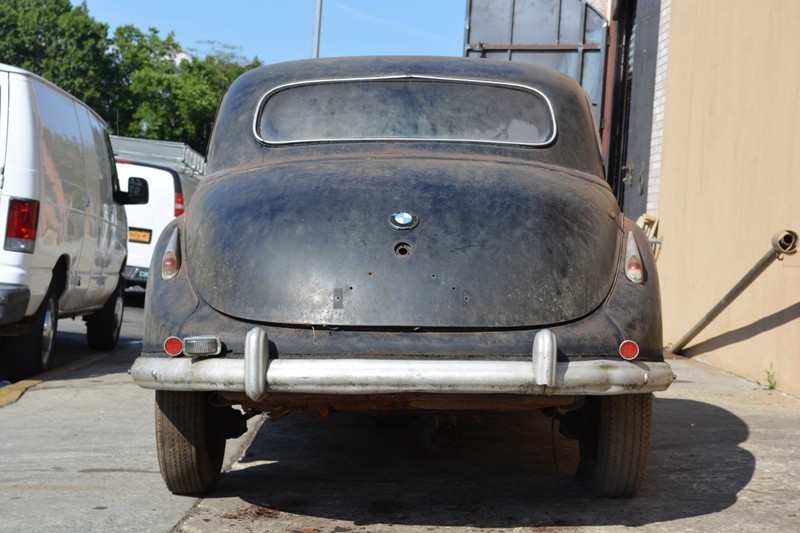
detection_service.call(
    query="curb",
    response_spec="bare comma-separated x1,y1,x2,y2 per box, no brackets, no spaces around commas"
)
0,353,109,407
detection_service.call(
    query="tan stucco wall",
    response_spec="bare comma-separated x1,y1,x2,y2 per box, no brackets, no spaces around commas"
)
658,0,800,395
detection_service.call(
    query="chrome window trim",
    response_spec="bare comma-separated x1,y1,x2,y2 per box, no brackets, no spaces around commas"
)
252,74,558,147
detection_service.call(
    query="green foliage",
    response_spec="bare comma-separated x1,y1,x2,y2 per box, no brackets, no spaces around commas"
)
0,0,119,118
764,363,777,390
0,0,262,153
111,27,261,152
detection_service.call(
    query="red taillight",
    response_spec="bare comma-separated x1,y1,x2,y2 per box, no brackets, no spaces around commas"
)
174,192,185,217
162,254,178,275
5,199,40,253
624,231,645,283
164,336,184,356
619,340,640,360
161,228,181,280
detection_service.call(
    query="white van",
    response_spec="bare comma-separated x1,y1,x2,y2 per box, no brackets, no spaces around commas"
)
0,64,148,381
115,160,199,287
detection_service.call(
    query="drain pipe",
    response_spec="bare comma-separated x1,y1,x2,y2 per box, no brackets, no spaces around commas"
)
669,230,798,354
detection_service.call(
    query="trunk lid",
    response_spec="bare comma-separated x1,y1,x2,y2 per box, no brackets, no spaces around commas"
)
185,155,621,328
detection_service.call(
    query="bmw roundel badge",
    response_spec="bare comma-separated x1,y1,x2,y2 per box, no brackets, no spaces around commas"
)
388,211,419,230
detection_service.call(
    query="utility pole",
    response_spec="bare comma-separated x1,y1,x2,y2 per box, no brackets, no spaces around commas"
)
312,0,323,58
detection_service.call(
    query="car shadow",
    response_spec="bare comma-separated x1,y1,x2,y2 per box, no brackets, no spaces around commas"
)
210,397,753,528
124,288,146,309
36,301,144,380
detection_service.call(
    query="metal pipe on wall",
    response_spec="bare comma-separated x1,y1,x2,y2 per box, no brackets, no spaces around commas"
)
669,230,798,354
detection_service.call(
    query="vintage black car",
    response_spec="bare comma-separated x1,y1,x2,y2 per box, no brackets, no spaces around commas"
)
131,56,673,497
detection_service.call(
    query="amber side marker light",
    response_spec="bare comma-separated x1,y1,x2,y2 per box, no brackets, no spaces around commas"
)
619,340,640,360
164,336,184,356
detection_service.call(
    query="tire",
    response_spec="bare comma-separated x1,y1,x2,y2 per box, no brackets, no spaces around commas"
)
155,391,226,495
579,393,653,498
86,279,124,350
2,285,58,381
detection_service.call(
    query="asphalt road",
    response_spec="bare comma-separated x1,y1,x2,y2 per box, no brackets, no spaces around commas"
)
1,294,798,532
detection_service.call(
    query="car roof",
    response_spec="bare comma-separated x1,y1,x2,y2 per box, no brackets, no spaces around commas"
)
206,56,602,177
238,55,579,91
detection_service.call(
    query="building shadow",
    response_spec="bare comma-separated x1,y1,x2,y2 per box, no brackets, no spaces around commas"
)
682,301,800,356
210,397,753,528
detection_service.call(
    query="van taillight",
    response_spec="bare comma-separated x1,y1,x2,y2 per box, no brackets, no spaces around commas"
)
5,199,40,253
174,193,185,217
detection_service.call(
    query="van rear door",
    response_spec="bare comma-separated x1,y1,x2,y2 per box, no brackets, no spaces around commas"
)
117,161,182,285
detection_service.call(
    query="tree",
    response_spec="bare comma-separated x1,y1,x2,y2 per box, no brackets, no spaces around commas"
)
111,25,183,140
0,0,119,118
171,51,262,152
0,1,261,153
111,27,261,152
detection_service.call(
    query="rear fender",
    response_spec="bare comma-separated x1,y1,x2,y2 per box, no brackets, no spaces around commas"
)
601,219,663,358
142,217,200,352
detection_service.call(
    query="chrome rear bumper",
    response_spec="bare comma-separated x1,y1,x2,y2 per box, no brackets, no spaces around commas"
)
130,327,674,400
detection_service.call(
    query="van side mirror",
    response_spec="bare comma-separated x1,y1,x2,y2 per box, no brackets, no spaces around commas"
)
114,177,149,205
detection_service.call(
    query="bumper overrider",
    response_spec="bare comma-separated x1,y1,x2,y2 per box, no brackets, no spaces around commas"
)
130,328,674,401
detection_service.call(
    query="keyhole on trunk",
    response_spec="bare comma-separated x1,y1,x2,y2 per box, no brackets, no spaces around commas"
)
394,242,412,257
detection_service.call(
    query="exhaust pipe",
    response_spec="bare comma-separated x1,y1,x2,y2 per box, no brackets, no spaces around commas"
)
669,230,797,354
771,231,798,255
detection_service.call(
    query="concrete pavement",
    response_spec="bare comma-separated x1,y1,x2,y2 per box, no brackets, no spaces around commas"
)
177,356,800,532
2,307,798,532
0,305,259,533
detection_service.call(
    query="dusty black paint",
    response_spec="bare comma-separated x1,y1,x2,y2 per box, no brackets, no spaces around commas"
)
143,56,663,364
186,156,619,328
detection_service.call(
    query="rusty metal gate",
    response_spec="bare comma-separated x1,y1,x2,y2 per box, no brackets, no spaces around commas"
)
464,0,661,219
464,0,608,122
605,0,661,218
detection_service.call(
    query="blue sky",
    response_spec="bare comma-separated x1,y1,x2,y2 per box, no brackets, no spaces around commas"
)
79,1,467,64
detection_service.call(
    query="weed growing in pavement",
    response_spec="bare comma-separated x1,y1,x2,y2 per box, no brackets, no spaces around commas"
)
763,362,777,390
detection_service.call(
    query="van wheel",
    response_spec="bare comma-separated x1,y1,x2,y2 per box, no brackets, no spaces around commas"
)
2,286,58,381
155,391,226,495
86,279,124,350
578,393,652,498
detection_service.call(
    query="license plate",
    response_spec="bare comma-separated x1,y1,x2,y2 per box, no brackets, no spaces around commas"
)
128,228,152,244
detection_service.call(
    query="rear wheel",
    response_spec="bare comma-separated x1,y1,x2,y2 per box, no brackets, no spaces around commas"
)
578,393,653,498
2,285,58,381
155,391,226,495
86,279,124,350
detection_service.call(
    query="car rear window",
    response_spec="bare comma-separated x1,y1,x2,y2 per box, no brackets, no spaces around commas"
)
254,76,556,147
